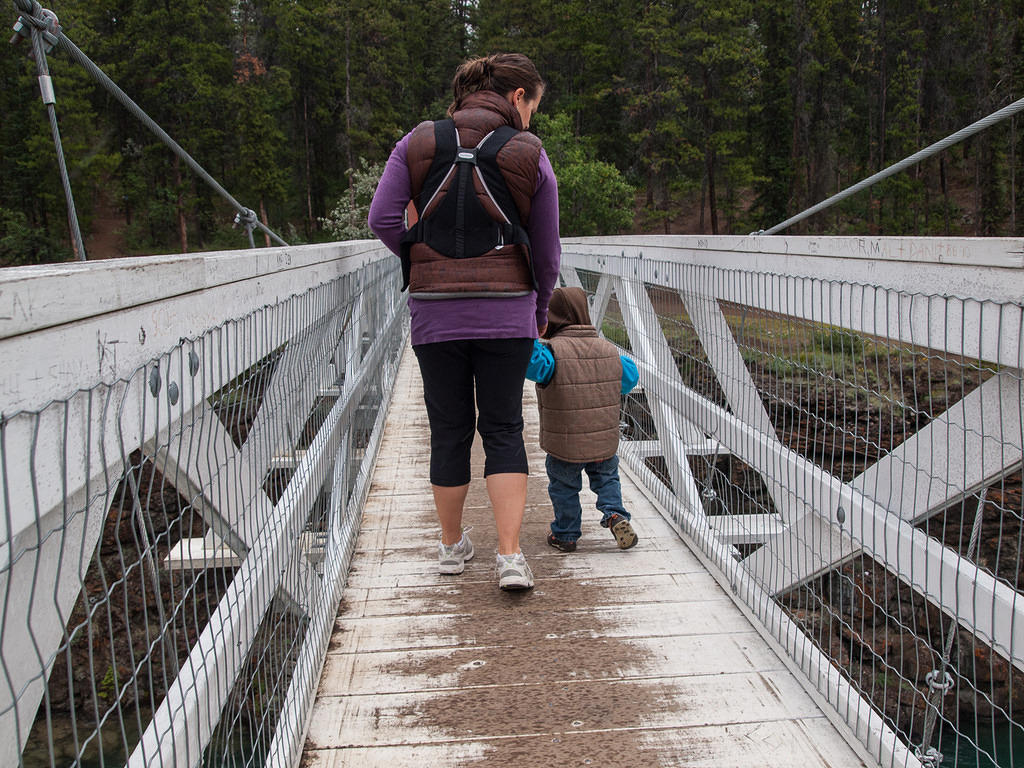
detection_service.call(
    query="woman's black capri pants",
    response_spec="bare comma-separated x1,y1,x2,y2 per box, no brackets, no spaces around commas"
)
413,338,533,486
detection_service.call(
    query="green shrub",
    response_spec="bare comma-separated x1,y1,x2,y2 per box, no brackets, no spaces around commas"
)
534,112,635,237
322,159,384,241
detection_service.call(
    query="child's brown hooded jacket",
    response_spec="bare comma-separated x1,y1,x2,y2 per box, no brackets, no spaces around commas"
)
537,287,622,463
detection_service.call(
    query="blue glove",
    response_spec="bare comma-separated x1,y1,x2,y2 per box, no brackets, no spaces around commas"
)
525,339,555,385
620,355,639,394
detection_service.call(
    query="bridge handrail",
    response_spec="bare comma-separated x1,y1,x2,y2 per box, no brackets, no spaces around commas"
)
562,234,1024,768
0,241,407,767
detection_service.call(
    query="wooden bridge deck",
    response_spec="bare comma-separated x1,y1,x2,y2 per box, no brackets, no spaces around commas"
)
302,345,871,767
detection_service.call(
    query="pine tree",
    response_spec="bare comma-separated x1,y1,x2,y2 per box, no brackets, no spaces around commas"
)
751,0,795,231
618,1,701,232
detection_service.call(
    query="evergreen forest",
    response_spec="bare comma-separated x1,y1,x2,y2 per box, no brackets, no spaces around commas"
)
2,0,1023,266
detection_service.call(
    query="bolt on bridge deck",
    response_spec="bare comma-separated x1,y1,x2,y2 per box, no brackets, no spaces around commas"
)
302,345,871,767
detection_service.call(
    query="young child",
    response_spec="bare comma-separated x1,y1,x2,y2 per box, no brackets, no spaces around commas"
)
526,287,640,552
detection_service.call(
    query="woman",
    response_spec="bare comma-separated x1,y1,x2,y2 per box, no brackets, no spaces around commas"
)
368,53,561,591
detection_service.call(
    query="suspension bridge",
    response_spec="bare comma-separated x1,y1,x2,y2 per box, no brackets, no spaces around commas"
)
3,1,1024,767
4,236,1022,767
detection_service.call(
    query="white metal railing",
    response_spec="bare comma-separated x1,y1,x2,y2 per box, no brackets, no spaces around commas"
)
561,234,1024,768
0,241,407,767
2,234,1023,767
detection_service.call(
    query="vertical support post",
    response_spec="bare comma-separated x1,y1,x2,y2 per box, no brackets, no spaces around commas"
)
614,273,708,521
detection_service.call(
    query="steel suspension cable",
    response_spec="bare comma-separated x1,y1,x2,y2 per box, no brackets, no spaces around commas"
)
12,4,86,259
11,0,289,249
758,95,1024,236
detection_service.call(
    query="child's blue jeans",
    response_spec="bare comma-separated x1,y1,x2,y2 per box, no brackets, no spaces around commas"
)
546,454,630,542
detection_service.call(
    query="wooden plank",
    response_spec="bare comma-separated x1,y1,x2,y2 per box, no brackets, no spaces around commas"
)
329,600,755,654
308,671,836,748
304,720,868,768
338,573,721,619
319,633,782,695
344,546,712,589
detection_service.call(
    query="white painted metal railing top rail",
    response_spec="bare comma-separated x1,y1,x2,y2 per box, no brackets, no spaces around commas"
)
0,241,387,415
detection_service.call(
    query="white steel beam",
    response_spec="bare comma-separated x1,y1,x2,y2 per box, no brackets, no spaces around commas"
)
0,242,387,416
151,408,318,615
748,371,1024,593
240,305,349,486
709,514,786,544
561,234,1024,299
590,272,614,330
154,411,269,557
680,289,801,525
559,264,585,290
619,439,720,459
853,371,1024,522
0,464,120,768
635,355,1024,674
614,276,707,517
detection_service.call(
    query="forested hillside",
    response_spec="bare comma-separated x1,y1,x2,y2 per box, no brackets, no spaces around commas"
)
2,0,1022,265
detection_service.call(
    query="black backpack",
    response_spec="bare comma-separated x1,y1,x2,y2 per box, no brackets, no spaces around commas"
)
400,119,534,292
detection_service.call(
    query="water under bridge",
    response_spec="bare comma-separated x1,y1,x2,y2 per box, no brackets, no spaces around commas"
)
1,235,1022,767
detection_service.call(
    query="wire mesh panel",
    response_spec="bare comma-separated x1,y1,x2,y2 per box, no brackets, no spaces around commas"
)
0,243,407,767
562,235,1024,768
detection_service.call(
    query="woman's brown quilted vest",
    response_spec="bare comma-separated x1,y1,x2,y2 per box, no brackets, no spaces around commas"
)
405,91,541,297
536,327,623,463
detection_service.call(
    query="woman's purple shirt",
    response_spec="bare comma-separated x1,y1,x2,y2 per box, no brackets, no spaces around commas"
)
368,131,561,346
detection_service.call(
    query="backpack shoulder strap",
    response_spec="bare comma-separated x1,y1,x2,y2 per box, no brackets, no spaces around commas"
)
400,120,457,290
413,119,457,214
475,126,523,227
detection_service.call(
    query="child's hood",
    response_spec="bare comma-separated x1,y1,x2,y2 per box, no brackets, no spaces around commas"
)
543,287,592,338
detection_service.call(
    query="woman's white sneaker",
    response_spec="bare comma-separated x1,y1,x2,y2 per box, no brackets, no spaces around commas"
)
438,532,474,574
496,552,534,590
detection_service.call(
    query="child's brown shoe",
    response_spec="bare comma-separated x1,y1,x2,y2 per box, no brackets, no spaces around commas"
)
606,514,638,549
546,532,577,552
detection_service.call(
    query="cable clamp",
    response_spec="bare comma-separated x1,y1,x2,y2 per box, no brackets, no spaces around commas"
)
10,7,60,54
914,746,943,767
38,74,54,104
233,208,258,230
9,16,31,45
925,669,954,694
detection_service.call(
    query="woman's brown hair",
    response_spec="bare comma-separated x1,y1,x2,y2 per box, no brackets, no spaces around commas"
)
447,53,544,116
